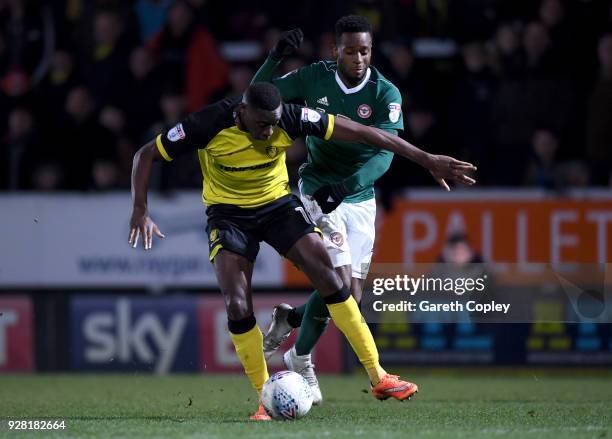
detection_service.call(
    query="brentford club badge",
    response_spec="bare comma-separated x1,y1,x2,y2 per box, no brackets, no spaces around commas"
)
357,104,372,119
330,232,344,247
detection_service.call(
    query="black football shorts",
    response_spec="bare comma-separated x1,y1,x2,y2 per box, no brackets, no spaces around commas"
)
205,194,321,262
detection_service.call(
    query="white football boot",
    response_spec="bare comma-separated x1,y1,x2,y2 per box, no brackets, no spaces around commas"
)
283,346,323,405
263,303,294,360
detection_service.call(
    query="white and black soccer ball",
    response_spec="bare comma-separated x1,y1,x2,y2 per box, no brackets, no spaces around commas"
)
261,371,313,420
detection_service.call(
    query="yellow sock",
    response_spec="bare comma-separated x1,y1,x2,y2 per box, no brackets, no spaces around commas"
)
326,295,387,385
229,325,269,394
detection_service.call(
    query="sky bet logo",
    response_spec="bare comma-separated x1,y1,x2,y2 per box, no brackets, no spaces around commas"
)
72,297,198,373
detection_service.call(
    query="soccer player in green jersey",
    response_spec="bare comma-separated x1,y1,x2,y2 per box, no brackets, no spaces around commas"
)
129,82,475,419
254,16,447,404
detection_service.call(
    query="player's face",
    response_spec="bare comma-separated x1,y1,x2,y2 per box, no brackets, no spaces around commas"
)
239,104,282,141
335,32,372,85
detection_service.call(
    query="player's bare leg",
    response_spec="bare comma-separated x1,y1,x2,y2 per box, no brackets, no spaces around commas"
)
213,250,271,420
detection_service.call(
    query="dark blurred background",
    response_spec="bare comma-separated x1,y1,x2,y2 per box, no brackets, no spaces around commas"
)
1,0,611,203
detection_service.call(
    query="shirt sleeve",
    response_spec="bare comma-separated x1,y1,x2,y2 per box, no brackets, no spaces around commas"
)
374,84,404,132
280,104,335,140
155,104,219,161
342,149,394,194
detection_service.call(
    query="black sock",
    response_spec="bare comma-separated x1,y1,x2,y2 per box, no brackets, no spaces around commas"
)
322,286,351,304
287,308,302,328
228,313,256,334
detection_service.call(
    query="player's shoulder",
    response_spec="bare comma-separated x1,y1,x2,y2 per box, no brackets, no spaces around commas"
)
279,102,305,125
300,60,337,78
369,65,401,98
188,95,239,131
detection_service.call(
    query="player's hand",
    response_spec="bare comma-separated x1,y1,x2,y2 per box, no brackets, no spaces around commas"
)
313,182,349,214
427,154,477,191
270,28,304,61
128,208,165,250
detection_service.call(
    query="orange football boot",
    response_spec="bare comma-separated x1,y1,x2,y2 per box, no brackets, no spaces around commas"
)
371,374,419,401
250,402,272,421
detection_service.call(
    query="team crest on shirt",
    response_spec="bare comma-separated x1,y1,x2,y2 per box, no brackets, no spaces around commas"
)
301,108,322,123
388,103,402,123
167,123,185,142
357,104,372,119
330,231,344,247
266,146,279,158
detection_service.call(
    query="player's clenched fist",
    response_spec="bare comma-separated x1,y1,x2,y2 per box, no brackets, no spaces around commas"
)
270,28,304,61
128,208,165,250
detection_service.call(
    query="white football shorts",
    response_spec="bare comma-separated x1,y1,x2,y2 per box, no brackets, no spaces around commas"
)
299,181,376,279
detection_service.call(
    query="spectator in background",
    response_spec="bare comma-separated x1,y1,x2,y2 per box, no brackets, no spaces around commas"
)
491,20,574,186
0,0,55,98
522,21,557,76
492,22,523,79
123,46,163,142
2,107,43,189
148,0,228,112
539,0,570,56
80,9,132,107
448,41,497,180
35,50,78,133
586,33,612,185
57,86,115,190
385,40,432,108
438,231,484,265
98,105,132,189
523,128,560,189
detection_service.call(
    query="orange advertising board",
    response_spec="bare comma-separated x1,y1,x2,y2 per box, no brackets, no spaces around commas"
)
284,191,612,287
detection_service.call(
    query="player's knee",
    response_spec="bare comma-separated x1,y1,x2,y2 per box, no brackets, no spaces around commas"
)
225,296,250,321
318,266,343,292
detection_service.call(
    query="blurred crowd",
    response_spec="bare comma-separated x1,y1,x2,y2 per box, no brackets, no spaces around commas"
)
1,0,611,198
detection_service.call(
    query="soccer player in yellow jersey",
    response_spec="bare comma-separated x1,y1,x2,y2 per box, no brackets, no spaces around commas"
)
129,82,475,420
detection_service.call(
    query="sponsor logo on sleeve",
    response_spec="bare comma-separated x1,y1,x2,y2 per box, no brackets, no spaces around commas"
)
167,123,185,142
388,103,402,123
301,108,322,123
357,104,372,119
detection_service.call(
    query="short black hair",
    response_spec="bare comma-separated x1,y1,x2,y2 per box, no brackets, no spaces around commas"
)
245,82,282,111
335,15,372,42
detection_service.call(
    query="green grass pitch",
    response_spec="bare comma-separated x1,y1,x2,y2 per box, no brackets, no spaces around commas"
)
1,371,611,438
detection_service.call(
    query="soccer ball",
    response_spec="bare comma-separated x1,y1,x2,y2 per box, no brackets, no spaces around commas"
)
261,371,313,420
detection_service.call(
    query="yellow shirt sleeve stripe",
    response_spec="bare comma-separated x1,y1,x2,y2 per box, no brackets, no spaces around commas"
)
324,114,335,140
155,134,173,162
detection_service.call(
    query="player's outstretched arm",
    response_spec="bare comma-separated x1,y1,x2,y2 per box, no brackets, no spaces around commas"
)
330,116,477,190
128,140,165,250
251,29,303,84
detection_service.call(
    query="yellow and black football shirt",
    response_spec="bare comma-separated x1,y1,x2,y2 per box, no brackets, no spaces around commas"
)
156,96,335,208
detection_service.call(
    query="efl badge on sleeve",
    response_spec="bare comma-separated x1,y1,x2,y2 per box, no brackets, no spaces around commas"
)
388,103,402,123
167,123,185,142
